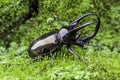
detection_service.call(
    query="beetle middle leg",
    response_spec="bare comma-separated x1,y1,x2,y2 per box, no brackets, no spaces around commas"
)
67,45,88,66
48,52,57,68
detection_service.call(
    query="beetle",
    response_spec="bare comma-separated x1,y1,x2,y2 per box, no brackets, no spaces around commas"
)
28,13,100,60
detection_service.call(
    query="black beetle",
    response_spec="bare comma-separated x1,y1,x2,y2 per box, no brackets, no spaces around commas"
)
28,13,100,60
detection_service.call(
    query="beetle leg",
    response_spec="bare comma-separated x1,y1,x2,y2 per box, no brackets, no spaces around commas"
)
67,45,81,59
67,45,88,66
49,52,57,67
75,34,80,40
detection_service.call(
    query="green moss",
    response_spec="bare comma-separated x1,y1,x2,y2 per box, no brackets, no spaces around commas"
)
0,0,120,79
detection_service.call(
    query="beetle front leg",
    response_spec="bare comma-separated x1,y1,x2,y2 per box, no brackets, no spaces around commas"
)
75,34,87,49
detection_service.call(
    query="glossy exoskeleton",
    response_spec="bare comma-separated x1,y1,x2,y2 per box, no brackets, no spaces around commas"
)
28,13,100,60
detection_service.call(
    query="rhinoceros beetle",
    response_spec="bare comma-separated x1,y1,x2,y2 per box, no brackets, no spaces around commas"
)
28,13,100,61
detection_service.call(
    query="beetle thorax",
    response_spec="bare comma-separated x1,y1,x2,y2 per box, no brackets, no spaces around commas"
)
58,28,69,42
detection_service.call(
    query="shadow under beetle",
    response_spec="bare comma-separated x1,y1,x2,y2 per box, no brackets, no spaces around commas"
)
28,13,100,61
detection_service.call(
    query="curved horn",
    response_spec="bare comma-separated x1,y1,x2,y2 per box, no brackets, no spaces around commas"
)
69,21,96,33
63,13,100,44
81,14,100,43
69,13,98,28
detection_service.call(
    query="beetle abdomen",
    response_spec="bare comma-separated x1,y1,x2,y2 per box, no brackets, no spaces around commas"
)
28,33,59,58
